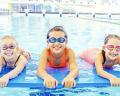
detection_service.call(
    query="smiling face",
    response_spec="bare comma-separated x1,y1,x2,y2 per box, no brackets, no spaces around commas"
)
47,31,67,54
0,38,18,59
104,38,120,60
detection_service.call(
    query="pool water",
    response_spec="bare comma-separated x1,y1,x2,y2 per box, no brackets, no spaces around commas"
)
0,14,120,96
0,86,120,96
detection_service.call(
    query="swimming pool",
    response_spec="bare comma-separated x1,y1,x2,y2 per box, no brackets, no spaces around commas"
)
0,14,120,96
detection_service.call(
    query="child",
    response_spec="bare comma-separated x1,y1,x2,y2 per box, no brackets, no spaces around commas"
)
0,35,30,87
37,26,79,88
79,34,120,86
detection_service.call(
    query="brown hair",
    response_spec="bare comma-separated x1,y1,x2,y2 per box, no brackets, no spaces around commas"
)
47,26,68,39
104,34,120,44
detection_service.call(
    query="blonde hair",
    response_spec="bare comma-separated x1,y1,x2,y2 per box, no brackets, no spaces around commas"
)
0,35,18,45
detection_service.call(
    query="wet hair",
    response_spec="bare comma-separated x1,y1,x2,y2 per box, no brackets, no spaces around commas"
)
47,26,68,39
0,35,18,45
104,34,120,44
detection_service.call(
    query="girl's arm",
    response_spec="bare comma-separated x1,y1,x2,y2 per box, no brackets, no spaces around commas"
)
37,49,58,88
37,49,51,79
0,55,28,87
62,48,79,87
95,51,117,79
118,55,120,64
2,55,28,79
95,51,120,86
66,48,79,79
0,55,3,72
17,47,31,60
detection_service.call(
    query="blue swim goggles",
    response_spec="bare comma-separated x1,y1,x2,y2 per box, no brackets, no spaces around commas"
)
48,37,66,43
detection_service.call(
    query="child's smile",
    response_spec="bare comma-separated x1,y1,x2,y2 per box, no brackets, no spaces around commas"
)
48,31,67,54
1,39,17,58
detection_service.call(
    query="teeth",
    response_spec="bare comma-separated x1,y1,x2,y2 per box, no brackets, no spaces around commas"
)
53,46,61,49
5,53,13,56
110,53,118,57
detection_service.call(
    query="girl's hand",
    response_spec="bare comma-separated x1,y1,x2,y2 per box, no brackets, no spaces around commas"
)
110,77,120,86
43,76,58,88
0,76,9,87
21,49,31,60
62,76,76,88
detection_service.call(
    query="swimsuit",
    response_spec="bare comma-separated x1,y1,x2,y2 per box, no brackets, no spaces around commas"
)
102,50,117,68
3,54,21,68
102,50,106,64
47,49,68,68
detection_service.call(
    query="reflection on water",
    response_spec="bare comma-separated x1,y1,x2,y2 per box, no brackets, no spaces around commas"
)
29,87,120,96
2,86,120,96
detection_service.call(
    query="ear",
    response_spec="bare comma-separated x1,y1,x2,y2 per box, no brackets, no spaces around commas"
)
47,39,49,43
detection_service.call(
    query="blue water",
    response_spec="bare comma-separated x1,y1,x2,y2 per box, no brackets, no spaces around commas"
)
0,86,120,96
0,14,120,96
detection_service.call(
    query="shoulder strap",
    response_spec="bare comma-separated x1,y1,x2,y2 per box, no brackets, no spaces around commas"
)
102,50,106,64
15,54,21,64
3,57,7,64
2,54,21,68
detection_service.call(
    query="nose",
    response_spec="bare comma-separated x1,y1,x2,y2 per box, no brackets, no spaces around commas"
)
54,41,59,45
112,48,117,53
6,48,11,51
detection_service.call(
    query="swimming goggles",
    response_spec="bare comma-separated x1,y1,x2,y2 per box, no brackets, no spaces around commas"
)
48,37,66,43
106,45,120,52
2,44,16,50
